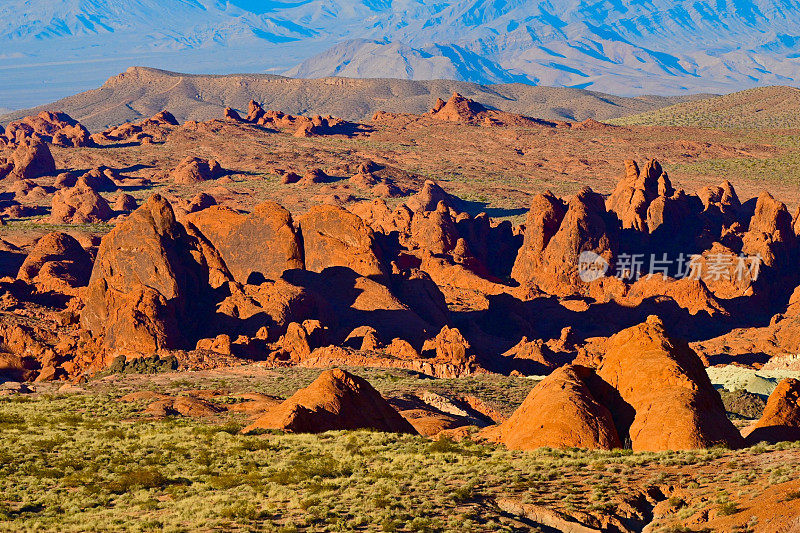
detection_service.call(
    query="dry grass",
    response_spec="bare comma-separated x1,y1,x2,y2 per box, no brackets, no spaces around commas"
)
2,380,799,532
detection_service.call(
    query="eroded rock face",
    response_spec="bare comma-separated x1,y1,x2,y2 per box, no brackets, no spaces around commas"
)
75,166,119,192
606,159,672,231
429,92,555,128
170,156,223,184
186,202,303,284
744,378,800,444
243,368,417,434
405,180,457,213
81,195,214,356
282,267,435,346
486,317,742,451
698,180,741,225
113,193,138,212
511,191,567,286
17,232,92,291
2,111,93,148
6,139,56,180
482,365,621,450
596,316,742,451
93,110,179,144
515,187,617,295
794,207,800,237
741,191,796,269
422,325,474,366
298,204,387,278
49,185,113,224
409,202,459,255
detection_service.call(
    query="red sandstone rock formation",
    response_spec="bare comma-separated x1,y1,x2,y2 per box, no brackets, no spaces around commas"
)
17,232,92,292
513,187,617,295
744,378,800,444
113,193,137,212
49,185,113,224
80,195,215,356
0,139,56,180
186,202,303,284
430,93,556,128
596,316,743,451
169,156,223,184
2,111,93,148
243,368,417,434
298,204,387,278
93,110,179,144
482,365,621,450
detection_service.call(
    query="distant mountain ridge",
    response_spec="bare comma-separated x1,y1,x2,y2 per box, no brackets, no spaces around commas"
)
2,0,800,109
0,67,709,132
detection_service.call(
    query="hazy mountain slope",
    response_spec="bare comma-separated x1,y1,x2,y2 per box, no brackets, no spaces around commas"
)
610,86,800,129
0,67,708,132
285,40,535,85
2,0,800,110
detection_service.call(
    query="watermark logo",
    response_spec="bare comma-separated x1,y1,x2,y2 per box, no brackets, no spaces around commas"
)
613,252,762,282
578,251,610,282
577,251,762,283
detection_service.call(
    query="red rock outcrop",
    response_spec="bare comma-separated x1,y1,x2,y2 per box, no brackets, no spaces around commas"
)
281,267,436,346
430,93,556,128
186,202,303,284
48,185,113,224
243,368,417,434
486,317,741,451
296,345,479,379
113,193,138,212
75,166,120,192
301,168,328,184
405,180,457,213
501,337,561,374
80,195,214,356
169,156,223,184
385,338,418,359
409,201,459,254
511,191,567,285
741,191,796,269
17,232,92,292
595,316,742,451
513,187,617,295
697,180,741,225
214,278,318,338
421,325,475,367
2,139,57,180
482,365,621,450
625,275,726,316
226,101,354,137
223,107,242,121
297,204,387,278
744,378,800,444
606,159,673,231
794,206,800,237
93,110,179,144
2,111,93,147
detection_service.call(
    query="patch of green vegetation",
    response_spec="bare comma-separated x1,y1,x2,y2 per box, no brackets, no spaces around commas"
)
0,218,115,234
101,354,180,376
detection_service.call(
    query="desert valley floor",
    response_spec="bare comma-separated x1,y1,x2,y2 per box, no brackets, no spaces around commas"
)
1,88,800,532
